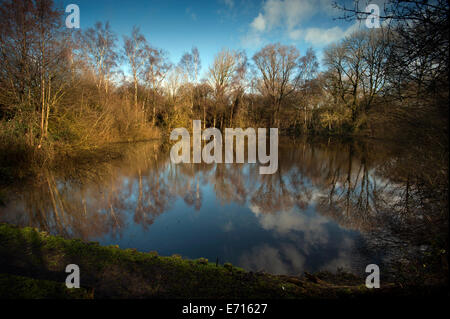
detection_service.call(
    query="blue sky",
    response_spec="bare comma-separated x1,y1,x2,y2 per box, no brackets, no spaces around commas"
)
59,0,377,78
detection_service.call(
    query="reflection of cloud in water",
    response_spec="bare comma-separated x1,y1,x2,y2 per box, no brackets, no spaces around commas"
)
245,204,363,274
1,139,408,275
249,204,329,246
309,189,325,204
239,244,306,275
319,237,356,272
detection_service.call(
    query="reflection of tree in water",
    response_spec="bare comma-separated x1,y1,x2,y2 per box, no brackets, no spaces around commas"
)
133,167,174,230
250,171,295,214
1,168,128,241
1,138,446,277
313,143,381,232
213,164,248,206
0,142,168,239
307,139,447,281
166,163,209,211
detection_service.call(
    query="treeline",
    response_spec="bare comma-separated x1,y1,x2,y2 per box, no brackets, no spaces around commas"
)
0,1,158,159
0,0,448,163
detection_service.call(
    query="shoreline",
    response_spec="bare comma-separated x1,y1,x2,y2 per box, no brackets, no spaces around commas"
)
0,223,445,299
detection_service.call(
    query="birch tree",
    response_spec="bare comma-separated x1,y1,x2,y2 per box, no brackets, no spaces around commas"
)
143,46,171,125
123,26,148,111
76,22,118,95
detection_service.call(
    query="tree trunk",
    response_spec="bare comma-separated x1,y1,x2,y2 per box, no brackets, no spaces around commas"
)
152,105,156,126
134,74,138,110
203,106,206,129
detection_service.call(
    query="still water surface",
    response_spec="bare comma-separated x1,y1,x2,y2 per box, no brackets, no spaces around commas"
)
1,138,409,276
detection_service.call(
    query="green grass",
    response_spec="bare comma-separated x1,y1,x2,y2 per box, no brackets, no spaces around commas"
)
0,273,93,299
0,223,443,299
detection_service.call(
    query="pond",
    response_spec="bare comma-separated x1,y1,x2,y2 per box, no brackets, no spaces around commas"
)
0,137,424,277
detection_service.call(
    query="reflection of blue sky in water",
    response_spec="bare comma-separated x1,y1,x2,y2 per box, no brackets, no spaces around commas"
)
93,174,372,276
240,203,366,275
1,141,393,276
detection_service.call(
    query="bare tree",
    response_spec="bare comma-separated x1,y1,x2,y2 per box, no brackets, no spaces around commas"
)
123,26,148,111
229,51,248,127
252,43,303,126
208,49,238,128
76,21,118,95
297,48,319,130
333,0,449,103
179,46,201,84
165,66,182,105
178,46,202,113
323,30,390,126
196,81,213,129
143,46,171,125
0,0,71,145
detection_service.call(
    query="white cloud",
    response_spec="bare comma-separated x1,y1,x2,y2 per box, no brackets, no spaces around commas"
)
261,0,284,30
246,0,364,46
249,0,333,33
284,0,315,30
251,13,266,32
304,26,345,46
240,31,264,49
303,22,363,46
288,29,302,40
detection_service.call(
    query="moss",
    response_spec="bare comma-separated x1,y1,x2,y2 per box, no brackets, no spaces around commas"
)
0,273,93,299
195,257,208,265
223,262,233,271
148,251,158,256
0,222,438,299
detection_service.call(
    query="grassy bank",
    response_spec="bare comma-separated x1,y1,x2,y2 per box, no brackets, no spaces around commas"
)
0,273,94,299
0,223,446,299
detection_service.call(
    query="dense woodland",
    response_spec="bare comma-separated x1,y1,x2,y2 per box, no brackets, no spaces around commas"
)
0,0,448,169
